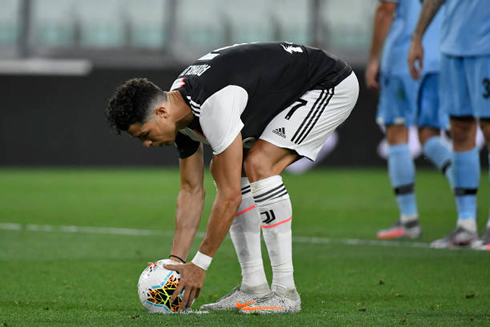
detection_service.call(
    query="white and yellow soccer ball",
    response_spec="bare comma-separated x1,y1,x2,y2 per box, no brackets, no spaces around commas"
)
137,259,184,313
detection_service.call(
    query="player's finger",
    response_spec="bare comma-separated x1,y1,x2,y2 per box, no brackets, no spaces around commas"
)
163,263,179,271
408,54,415,76
409,64,416,79
184,288,196,309
408,57,419,80
364,72,370,87
180,286,193,310
414,62,421,80
366,71,379,90
366,75,373,88
195,288,201,300
171,281,185,302
408,47,418,79
163,264,177,271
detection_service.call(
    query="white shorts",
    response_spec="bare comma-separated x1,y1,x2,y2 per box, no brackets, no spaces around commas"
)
259,72,359,161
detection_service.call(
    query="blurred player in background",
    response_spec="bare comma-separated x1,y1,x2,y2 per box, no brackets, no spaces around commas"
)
106,42,359,312
409,0,490,249
366,0,454,240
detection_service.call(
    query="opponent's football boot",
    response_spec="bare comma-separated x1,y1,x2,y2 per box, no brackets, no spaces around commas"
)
471,226,490,251
239,285,301,314
430,226,478,248
376,219,422,239
200,284,269,311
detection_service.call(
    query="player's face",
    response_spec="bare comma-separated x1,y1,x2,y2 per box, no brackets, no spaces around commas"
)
127,108,177,148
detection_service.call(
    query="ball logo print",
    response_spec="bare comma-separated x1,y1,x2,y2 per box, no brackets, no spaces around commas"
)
145,275,181,310
138,259,184,313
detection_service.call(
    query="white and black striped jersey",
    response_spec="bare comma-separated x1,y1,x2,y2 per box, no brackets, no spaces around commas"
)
170,42,352,158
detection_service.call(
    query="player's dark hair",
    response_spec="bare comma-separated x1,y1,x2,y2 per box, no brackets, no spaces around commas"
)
105,78,167,134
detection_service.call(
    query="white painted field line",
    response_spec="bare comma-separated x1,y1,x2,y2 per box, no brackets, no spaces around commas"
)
0,222,431,249
0,223,185,237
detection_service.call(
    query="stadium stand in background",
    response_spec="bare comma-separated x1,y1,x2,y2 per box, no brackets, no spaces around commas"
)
0,0,396,168
0,0,377,68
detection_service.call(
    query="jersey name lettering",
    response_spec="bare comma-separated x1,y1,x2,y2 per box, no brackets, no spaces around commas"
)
180,65,211,77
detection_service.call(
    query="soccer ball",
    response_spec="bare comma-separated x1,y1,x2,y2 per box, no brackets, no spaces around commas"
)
137,259,184,313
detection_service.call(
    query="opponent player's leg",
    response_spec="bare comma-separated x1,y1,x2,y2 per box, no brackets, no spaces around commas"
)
376,75,420,239
417,73,454,188
419,127,453,185
431,55,479,248
470,55,490,250
475,119,490,250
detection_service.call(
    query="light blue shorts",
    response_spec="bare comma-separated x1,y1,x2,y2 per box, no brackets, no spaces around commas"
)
417,73,449,129
377,73,448,129
440,54,490,118
376,74,418,126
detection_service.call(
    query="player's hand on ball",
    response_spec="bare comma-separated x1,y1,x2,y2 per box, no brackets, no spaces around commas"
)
164,262,206,311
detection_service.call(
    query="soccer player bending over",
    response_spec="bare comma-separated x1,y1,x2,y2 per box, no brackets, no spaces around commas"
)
106,42,359,313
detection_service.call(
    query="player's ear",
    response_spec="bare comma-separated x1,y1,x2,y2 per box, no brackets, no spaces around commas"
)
155,105,168,119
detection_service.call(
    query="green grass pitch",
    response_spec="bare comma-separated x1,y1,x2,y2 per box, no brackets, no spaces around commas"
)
1,168,490,326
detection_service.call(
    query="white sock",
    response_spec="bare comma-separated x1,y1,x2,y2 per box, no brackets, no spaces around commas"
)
229,177,269,292
457,219,477,233
400,214,418,224
251,175,295,290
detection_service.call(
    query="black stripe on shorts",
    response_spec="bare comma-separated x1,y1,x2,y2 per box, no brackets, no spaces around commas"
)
296,88,335,145
291,90,327,144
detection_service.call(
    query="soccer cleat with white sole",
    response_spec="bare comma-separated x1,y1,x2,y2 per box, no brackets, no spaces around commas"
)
376,220,421,239
431,226,478,249
471,226,490,251
199,284,269,311
239,285,301,314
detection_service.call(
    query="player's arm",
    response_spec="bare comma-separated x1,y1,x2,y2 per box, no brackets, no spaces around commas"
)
408,0,446,79
366,1,396,90
166,134,243,310
169,144,206,262
199,133,243,257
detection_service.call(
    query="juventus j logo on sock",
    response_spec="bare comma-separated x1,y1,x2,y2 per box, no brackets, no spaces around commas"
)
261,210,276,224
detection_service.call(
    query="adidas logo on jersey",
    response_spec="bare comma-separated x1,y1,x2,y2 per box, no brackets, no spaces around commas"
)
272,127,286,138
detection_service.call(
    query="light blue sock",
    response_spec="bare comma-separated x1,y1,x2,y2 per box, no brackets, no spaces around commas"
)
423,136,454,188
453,147,479,221
388,144,418,217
